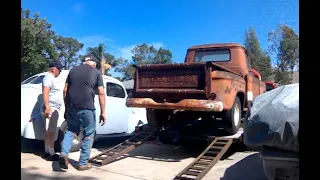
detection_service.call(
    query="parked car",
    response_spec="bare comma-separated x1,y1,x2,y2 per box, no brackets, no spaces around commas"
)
21,72,47,85
265,81,278,92
21,70,147,152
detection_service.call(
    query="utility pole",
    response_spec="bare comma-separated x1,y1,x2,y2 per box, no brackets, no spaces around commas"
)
100,45,112,75
101,46,106,75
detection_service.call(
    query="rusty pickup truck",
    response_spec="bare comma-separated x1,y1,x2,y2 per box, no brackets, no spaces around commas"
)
126,43,266,135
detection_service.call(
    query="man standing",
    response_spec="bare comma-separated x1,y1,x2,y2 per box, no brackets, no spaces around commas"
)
59,56,106,171
42,60,65,161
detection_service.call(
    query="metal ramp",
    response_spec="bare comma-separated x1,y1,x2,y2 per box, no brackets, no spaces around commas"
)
89,131,156,166
174,138,233,180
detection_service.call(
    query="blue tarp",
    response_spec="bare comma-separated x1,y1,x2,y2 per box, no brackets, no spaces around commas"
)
243,83,299,152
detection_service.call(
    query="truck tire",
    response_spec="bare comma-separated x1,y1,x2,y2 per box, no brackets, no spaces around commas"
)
223,96,242,135
146,109,170,129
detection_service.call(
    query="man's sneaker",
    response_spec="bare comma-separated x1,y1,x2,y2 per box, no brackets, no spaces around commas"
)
59,154,69,169
46,154,59,161
76,163,93,171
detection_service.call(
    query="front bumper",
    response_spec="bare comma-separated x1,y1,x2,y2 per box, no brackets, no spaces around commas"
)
126,98,224,112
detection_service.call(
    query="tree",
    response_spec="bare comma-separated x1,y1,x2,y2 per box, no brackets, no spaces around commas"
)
244,27,273,81
268,24,299,85
54,35,84,69
21,9,57,81
114,58,136,81
82,43,118,75
115,43,173,80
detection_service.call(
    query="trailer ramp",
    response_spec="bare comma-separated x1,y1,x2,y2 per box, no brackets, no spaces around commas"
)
174,137,233,180
89,131,156,166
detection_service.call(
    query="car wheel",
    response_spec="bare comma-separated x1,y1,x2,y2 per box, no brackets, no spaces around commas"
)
55,121,84,153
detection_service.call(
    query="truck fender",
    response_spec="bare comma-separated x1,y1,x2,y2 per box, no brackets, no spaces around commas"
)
226,91,245,112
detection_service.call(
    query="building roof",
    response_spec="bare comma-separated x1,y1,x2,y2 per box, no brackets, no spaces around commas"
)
292,71,299,84
122,79,134,89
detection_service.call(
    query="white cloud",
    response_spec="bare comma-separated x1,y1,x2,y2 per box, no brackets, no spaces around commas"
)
118,42,164,60
118,45,136,60
150,42,163,49
77,35,114,55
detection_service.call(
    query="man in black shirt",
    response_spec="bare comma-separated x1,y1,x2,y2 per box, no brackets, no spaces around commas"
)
59,56,106,171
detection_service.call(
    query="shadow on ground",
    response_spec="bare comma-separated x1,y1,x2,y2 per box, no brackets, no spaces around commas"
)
21,137,46,158
22,132,257,170
94,135,253,164
21,167,98,180
220,153,267,180
21,136,130,155
93,135,209,164
21,136,132,170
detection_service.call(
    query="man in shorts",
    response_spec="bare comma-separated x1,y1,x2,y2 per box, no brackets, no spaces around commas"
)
42,60,65,161
59,56,106,171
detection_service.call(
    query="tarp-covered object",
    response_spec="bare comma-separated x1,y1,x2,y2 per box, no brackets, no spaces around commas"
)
243,83,299,152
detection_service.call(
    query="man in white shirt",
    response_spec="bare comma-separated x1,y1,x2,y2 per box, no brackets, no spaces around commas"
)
42,60,64,161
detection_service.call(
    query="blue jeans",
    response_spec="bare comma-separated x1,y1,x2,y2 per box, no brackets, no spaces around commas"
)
61,108,96,166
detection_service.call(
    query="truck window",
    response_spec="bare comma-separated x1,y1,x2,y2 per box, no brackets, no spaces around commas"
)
195,49,230,62
106,82,126,98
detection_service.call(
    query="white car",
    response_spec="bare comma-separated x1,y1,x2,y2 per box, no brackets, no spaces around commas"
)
21,70,147,152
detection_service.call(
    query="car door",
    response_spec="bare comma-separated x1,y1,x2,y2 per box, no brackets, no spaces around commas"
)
95,80,130,135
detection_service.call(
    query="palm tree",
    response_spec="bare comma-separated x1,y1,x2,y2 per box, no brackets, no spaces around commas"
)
85,43,117,75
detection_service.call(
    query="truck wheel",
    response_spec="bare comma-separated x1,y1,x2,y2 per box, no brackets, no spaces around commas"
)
55,121,84,153
146,109,170,129
223,97,242,135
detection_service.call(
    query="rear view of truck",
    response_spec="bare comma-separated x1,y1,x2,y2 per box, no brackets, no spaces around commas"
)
127,62,222,111
127,43,266,136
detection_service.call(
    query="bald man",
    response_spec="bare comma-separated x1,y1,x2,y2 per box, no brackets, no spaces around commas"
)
42,60,65,161
59,56,106,171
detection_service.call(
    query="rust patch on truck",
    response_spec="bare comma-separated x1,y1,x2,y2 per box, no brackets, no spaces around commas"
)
137,63,206,89
126,98,224,112
141,75,198,88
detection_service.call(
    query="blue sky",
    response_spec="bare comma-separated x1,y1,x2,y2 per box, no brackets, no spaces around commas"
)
22,0,299,77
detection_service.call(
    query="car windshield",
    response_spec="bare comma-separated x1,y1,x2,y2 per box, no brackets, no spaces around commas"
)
29,75,45,84
195,49,231,62
21,76,37,84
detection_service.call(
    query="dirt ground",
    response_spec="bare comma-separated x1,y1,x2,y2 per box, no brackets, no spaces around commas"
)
21,137,267,180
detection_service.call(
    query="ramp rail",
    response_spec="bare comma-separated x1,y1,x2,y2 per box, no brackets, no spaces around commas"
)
174,138,233,180
89,131,156,166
